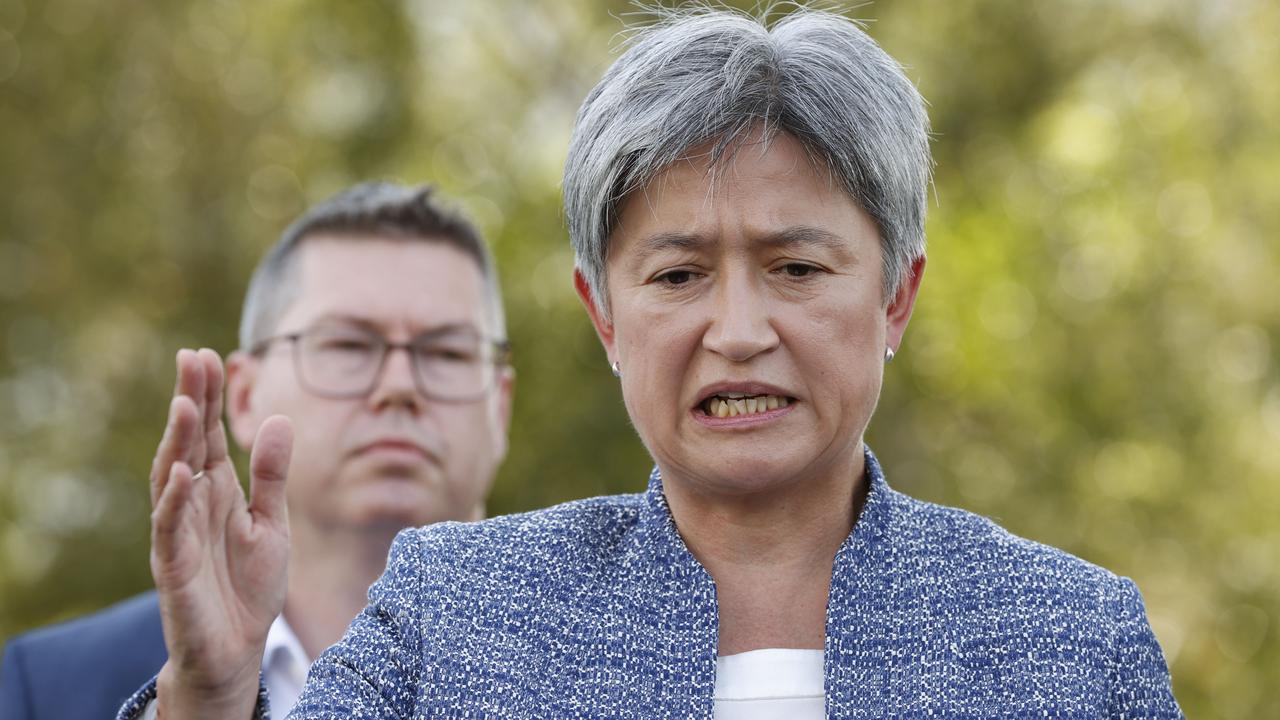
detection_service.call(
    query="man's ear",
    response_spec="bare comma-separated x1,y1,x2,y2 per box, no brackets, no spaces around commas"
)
574,268,617,362
474,365,516,522
224,350,259,452
886,255,926,353
492,365,515,459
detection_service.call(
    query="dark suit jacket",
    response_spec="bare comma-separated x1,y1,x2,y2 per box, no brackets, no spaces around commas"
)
1,591,168,720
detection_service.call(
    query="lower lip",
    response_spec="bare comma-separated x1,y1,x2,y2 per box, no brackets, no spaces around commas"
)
358,444,429,463
691,402,796,428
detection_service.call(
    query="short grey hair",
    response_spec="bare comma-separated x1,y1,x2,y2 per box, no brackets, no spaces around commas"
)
563,5,932,315
238,182,506,350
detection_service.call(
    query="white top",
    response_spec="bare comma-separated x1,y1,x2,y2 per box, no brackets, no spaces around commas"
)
712,648,825,720
140,614,313,720
261,613,312,716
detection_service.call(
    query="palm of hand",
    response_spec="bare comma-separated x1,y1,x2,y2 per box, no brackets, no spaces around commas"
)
150,348,293,694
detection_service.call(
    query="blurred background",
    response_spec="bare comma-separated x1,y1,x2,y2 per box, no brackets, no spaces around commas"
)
1,0,1276,715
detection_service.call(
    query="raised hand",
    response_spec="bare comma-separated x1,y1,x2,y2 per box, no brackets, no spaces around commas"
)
149,348,293,720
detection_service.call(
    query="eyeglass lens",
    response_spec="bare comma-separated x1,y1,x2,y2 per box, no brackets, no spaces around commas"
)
295,325,495,399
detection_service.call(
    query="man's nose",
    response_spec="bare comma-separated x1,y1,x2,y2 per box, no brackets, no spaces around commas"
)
367,345,425,410
701,270,780,362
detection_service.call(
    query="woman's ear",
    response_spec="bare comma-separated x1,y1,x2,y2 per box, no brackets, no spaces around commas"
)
224,350,260,452
886,255,926,353
574,268,617,362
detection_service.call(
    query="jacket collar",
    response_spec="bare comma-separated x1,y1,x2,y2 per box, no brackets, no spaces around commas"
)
627,445,898,711
633,444,900,598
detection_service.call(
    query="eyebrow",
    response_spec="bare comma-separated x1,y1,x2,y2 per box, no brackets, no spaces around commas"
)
632,231,706,259
759,226,854,258
630,225,856,263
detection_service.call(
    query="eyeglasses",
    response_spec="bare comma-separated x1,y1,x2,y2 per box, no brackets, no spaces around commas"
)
250,324,511,402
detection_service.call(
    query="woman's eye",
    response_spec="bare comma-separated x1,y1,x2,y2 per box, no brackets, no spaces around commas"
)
657,270,695,285
782,263,819,277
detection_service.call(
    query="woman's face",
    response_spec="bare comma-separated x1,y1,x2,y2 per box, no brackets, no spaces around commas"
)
579,131,923,497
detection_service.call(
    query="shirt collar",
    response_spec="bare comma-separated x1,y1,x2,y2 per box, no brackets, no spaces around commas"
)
263,613,312,685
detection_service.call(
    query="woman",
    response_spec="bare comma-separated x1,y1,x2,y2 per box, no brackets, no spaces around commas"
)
130,6,1181,719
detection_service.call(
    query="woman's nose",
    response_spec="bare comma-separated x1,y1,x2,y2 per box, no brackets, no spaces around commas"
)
701,272,780,362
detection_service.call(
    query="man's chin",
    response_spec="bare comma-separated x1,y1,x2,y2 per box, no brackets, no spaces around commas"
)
340,477,440,529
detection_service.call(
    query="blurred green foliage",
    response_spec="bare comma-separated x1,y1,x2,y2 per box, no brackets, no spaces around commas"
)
1,0,1277,715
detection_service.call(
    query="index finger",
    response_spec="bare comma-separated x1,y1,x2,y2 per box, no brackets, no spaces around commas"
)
151,350,204,506
151,389,201,507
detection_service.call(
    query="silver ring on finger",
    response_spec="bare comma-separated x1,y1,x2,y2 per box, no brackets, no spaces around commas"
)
191,470,207,481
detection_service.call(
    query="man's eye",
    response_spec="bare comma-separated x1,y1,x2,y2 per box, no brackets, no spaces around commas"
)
323,339,375,352
657,270,695,286
417,346,477,363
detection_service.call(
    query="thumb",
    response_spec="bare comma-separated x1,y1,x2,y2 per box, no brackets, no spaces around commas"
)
248,414,293,526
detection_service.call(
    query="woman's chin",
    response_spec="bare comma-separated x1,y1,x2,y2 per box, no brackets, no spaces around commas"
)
674,457,813,498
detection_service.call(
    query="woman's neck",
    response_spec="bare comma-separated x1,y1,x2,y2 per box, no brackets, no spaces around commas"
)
660,448,870,655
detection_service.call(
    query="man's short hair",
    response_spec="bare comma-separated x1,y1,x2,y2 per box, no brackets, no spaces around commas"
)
238,182,505,350
562,5,933,316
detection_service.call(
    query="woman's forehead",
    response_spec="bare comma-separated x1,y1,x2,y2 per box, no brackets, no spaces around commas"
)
609,136,876,263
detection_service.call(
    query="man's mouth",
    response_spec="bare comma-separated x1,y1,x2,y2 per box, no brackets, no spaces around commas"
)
355,439,433,461
700,392,793,418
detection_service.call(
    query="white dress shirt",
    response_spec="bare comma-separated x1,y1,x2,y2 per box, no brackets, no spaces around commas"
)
140,614,313,720
712,648,825,719
261,613,312,716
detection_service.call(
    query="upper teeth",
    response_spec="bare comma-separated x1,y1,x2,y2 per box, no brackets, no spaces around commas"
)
705,394,789,418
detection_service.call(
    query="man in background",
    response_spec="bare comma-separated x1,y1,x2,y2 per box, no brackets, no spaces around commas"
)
0,182,514,720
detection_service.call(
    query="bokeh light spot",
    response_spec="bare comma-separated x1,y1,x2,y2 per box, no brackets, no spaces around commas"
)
1157,181,1214,238
1038,101,1119,172
1215,604,1271,663
979,280,1037,340
247,164,303,221
1212,324,1270,384
293,67,386,138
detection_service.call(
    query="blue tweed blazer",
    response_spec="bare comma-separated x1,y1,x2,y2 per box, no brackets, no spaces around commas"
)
120,449,1181,718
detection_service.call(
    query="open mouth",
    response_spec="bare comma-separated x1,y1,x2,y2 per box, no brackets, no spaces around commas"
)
699,392,794,418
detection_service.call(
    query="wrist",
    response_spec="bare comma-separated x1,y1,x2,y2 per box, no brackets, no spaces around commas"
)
156,660,260,720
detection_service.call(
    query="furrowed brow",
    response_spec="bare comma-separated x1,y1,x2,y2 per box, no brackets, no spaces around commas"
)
624,226,856,268
641,231,707,253
760,226,854,258
627,232,709,267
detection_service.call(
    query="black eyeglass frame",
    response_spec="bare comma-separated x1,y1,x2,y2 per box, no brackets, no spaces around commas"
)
249,326,512,403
